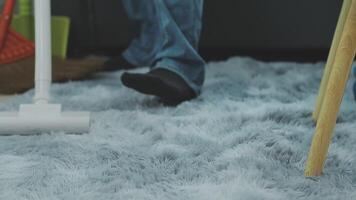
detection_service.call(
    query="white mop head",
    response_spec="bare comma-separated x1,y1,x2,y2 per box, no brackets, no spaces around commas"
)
0,0,90,135
0,104,90,135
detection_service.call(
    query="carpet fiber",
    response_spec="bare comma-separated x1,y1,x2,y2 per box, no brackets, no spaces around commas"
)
0,57,356,200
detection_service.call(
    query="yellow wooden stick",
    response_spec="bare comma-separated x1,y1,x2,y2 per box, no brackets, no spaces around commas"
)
313,0,352,121
305,0,356,177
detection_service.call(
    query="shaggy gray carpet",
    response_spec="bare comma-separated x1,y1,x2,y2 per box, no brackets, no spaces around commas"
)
0,57,356,200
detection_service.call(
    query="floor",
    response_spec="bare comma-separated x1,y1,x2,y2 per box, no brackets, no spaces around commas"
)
0,95,13,102
0,57,355,199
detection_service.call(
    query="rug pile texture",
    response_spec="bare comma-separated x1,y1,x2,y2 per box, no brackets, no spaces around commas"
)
1,57,356,200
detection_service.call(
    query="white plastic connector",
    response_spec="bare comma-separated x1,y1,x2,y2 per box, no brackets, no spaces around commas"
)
0,105,90,135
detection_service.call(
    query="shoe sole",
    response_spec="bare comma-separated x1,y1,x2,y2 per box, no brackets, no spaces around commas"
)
121,72,183,101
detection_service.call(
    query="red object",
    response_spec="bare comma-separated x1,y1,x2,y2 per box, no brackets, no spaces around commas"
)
0,0,35,64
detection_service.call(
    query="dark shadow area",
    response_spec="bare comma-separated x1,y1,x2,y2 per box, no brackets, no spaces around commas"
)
51,0,342,62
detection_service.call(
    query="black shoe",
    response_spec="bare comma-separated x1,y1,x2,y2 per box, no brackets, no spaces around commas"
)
121,68,196,105
102,55,136,71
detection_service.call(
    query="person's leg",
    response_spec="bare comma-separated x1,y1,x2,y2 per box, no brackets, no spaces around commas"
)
121,0,167,67
152,0,205,94
121,0,205,104
102,0,161,71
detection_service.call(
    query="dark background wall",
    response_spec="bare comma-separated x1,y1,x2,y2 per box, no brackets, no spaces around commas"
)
51,0,343,61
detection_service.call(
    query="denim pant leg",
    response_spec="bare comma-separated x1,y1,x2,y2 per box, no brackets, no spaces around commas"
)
121,0,162,67
122,0,205,95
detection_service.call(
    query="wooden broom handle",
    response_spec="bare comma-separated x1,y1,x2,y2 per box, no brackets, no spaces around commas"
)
305,0,356,176
0,0,16,50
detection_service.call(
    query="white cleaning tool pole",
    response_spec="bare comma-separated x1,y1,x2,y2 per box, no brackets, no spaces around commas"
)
0,0,90,135
34,0,51,104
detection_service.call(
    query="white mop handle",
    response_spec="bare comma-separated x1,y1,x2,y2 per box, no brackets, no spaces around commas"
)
34,0,52,104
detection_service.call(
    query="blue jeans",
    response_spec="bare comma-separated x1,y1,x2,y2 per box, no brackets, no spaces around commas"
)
121,0,205,95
